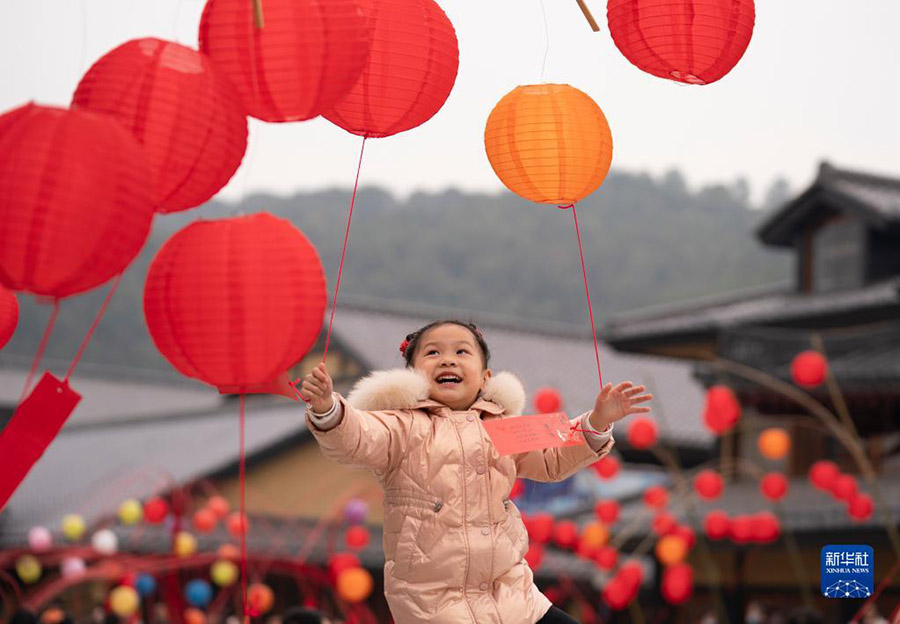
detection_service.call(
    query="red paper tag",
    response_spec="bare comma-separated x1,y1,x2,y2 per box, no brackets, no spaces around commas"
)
0,372,81,511
482,413,584,456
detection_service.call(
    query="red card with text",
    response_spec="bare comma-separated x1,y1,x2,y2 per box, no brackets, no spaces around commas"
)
482,413,584,455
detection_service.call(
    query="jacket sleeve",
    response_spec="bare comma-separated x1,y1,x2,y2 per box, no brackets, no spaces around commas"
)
305,394,411,481
513,411,614,482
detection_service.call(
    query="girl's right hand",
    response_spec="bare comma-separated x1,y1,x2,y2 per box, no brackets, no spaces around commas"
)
300,362,335,413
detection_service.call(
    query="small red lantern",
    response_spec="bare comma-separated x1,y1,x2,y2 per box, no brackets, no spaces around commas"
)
809,460,840,491
226,512,249,537
643,485,668,509
143,497,169,524
674,524,696,550
602,577,631,610
593,455,620,479
528,513,554,544
144,213,326,391
0,104,153,298
594,545,618,570
324,0,459,138
752,512,780,543
328,552,361,582
552,520,579,550
524,543,545,570
848,493,873,521
694,469,724,500
207,496,230,519
192,509,217,533
618,561,644,594
595,500,620,525
247,583,274,615
0,285,17,350
761,472,788,501
791,350,827,388
704,511,730,540
627,417,658,449
199,0,370,123
534,387,563,413
607,0,756,85
73,38,248,213
831,474,858,502
345,525,370,550
729,515,754,544
652,511,676,536
703,385,741,434
661,563,694,605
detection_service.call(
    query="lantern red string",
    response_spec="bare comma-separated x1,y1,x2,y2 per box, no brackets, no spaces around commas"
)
18,302,60,404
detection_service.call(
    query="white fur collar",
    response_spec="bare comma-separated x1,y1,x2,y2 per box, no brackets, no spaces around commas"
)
346,368,526,416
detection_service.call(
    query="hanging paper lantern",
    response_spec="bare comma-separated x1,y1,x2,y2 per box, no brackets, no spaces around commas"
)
602,577,631,610
729,515,754,544
144,213,327,391
184,609,207,624
185,579,214,608
524,542,545,570
703,385,741,434
199,0,369,123
595,500,620,524
325,0,459,138
848,493,874,521
627,417,658,449
73,38,248,213
643,485,668,509
484,84,613,205
226,512,249,537
345,525,370,550
248,583,275,615
0,285,17,349
135,574,157,597
60,557,86,579
336,567,373,603
16,555,42,584
758,428,791,460
655,534,688,566
534,387,563,413
211,560,239,587
528,513,554,544
651,511,677,536
0,104,153,298
618,561,644,594
760,472,788,501
580,522,610,550
193,509,218,533
144,497,169,524
704,511,730,540
119,499,144,525
809,460,840,491
217,544,240,560
328,553,361,583
109,586,140,617
693,469,724,500
62,514,86,541
752,512,780,543
27,526,52,552
661,563,694,605
174,531,198,557
553,520,579,550
207,496,230,519
831,474,858,502
791,350,827,387
593,455,620,480
607,0,755,85
594,545,618,570
91,529,119,555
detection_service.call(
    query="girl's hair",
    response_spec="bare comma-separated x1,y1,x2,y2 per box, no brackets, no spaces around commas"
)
402,320,491,368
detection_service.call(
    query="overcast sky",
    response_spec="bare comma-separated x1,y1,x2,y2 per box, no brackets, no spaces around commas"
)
3,1,899,205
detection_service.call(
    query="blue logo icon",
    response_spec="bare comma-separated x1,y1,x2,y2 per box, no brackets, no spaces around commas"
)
821,545,873,598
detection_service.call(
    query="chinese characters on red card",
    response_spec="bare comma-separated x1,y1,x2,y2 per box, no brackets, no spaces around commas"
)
482,412,584,455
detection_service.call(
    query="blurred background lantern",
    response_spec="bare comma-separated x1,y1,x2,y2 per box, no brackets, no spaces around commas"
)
533,387,563,413
831,474,858,502
91,529,118,555
207,495,230,519
211,560,239,587
730,515,755,544
226,512,249,537
703,385,741,434
791,350,828,387
761,472,788,501
144,213,326,391
345,525,370,550
325,0,459,138
109,586,140,617
193,508,218,533
627,417,657,449
60,557,86,579
336,567,374,603
0,104,153,298
174,531,198,557
602,577,631,610
758,427,791,460
135,573,157,597
199,0,369,123
16,555,42,584
704,511,730,540
143,497,169,524
484,84,613,205
73,38,248,213
848,493,874,521
595,499,620,524
247,583,275,615
61,514,86,541
579,522,610,550
524,543,544,570
594,545,618,570
661,563,694,605
593,455,620,479
185,579,214,608
343,499,369,524
753,512,781,543
528,513,554,544
651,511,676,536
183,609,207,624
694,469,723,500
643,485,667,508
118,499,143,525
809,460,840,491
27,526,52,552
0,285,17,349
607,0,755,85
655,534,688,566
552,520,579,550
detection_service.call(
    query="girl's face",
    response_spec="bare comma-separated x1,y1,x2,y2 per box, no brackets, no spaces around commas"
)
411,324,492,411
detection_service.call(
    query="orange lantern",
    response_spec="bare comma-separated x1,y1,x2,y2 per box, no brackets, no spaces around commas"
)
183,609,206,624
758,428,790,460
655,534,688,566
247,583,274,615
580,522,610,549
484,84,613,205
336,567,373,603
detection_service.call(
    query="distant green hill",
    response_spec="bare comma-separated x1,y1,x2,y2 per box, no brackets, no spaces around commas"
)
1,171,791,372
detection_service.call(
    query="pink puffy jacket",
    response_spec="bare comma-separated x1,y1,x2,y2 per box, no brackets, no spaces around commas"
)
305,369,614,624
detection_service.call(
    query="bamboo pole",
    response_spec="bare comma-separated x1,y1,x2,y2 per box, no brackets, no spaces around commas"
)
574,0,600,32
253,0,265,28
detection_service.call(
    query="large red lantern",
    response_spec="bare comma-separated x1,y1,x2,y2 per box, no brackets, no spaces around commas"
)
524,543,545,570
144,213,326,390
703,385,741,434
607,0,755,85
791,350,827,388
73,38,248,214
602,577,631,610
324,0,459,138
661,563,693,605
0,285,17,349
199,0,369,123
0,104,153,298
534,387,563,413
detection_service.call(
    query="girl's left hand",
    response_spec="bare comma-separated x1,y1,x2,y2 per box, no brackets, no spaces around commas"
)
589,381,653,431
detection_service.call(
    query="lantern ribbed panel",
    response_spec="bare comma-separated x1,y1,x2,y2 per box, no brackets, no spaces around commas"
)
607,0,755,85
484,84,613,205
0,104,153,298
198,0,370,123
323,0,459,138
143,213,326,389
0,285,17,349
73,38,248,213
